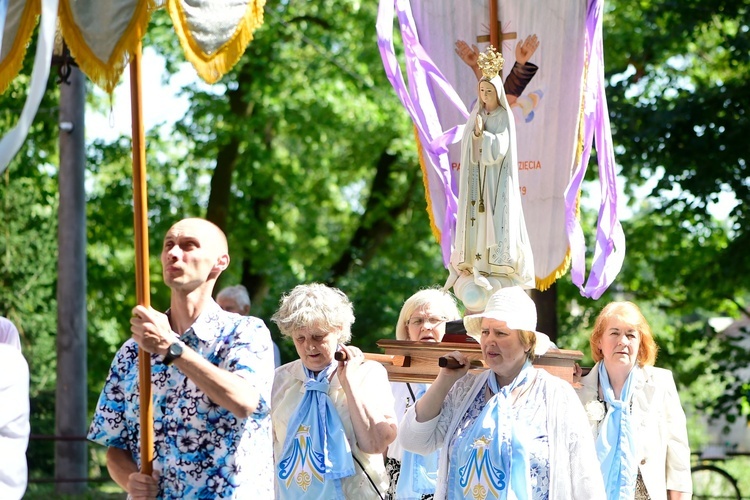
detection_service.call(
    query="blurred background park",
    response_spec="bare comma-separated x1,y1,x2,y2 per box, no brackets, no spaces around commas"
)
2,0,750,497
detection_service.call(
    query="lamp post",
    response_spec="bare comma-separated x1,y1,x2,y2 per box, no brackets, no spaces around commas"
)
53,37,88,495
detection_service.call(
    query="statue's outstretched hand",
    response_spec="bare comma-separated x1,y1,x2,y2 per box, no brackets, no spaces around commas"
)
516,34,539,66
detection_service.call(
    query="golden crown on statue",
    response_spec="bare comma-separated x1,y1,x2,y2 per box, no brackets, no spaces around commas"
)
477,45,504,79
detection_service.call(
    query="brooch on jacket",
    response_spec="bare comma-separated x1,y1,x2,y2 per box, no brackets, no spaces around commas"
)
584,398,606,423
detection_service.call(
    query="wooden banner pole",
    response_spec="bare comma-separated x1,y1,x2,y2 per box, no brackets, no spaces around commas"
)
129,41,154,475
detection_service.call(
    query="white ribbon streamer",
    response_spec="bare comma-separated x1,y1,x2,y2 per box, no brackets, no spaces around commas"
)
0,0,59,175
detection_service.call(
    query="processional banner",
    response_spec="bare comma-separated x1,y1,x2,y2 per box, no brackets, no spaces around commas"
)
378,0,624,298
0,0,265,174
0,0,265,95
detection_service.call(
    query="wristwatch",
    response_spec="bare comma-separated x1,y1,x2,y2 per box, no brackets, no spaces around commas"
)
163,340,185,366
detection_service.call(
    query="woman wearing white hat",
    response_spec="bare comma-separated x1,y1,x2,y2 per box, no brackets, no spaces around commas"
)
399,287,605,499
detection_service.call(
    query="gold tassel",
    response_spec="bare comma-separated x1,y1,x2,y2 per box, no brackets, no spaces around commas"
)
58,0,155,94
0,1,41,95
413,125,442,245
167,0,266,84
535,251,571,291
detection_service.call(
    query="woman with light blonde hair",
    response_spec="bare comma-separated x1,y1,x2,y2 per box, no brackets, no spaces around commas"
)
394,289,461,342
386,288,461,499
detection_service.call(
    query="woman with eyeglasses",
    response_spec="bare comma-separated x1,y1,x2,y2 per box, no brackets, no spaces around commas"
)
385,289,461,500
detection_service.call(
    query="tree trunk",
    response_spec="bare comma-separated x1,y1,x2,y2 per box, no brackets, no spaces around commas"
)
328,150,418,283
205,67,255,233
206,136,241,233
531,283,558,344
241,258,269,312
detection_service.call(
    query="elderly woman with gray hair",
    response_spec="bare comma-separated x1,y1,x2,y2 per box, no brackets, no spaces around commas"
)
270,283,397,500
400,287,605,499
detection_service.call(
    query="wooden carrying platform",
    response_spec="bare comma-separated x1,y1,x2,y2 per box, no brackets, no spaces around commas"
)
368,340,583,385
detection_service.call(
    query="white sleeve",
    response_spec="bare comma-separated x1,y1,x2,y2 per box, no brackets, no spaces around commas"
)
398,373,477,455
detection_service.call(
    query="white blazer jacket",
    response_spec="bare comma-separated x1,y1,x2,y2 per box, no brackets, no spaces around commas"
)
576,363,693,500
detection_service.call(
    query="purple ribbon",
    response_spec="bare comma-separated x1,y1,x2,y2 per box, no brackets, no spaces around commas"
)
377,0,469,265
563,0,625,299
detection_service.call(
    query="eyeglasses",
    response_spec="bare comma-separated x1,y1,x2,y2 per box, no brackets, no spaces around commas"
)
407,316,447,328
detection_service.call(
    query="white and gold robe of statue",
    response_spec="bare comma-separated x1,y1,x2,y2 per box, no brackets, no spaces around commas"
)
450,75,535,290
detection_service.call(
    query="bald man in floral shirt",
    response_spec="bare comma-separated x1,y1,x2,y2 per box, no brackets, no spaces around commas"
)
88,218,275,498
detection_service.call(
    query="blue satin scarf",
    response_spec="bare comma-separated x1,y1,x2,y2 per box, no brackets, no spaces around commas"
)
396,383,439,499
447,361,534,500
277,362,355,499
596,362,641,500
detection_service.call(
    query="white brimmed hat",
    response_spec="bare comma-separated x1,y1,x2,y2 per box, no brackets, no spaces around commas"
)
463,287,553,355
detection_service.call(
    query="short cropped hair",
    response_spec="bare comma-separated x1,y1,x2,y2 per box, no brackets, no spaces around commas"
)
216,285,251,311
271,283,355,345
395,288,461,340
590,301,659,366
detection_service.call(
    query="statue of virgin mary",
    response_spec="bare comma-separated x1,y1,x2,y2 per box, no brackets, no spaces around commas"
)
447,46,535,309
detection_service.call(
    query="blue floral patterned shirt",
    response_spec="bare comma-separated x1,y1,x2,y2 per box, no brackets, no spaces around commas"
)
88,300,275,498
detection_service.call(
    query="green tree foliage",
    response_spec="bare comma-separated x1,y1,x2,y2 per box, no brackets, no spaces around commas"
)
603,0,748,301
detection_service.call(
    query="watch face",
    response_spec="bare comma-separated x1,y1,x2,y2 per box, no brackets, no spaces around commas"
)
169,342,184,357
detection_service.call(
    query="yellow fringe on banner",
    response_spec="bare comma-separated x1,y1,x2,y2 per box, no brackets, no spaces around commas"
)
535,57,590,292
58,0,155,94
413,126,442,245
0,0,41,95
536,251,570,291
166,0,265,84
